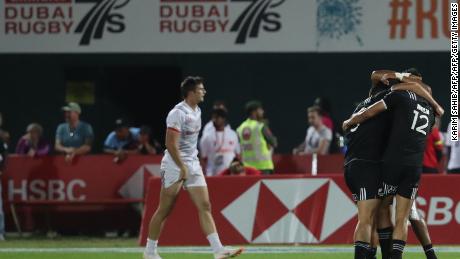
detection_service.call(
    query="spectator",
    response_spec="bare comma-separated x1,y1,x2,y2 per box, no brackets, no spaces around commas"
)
314,97,334,131
218,158,262,176
423,119,443,174
0,127,6,241
0,112,10,147
104,119,140,162
55,102,94,162
202,100,229,136
16,123,50,157
237,100,277,175
200,108,240,176
137,126,163,155
293,106,332,155
446,121,460,173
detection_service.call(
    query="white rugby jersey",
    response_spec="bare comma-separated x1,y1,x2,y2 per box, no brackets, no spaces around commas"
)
164,101,201,162
446,122,460,170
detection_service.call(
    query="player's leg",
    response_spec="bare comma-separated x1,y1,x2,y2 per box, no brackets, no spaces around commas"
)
369,222,379,259
345,161,380,259
144,179,183,259
377,195,394,259
354,199,380,259
187,185,244,259
391,194,414,259
409,203,438,259
391,166,422,259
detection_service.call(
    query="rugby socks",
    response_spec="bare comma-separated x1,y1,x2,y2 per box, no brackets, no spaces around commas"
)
391,239,406,259
207,232,224,253
369,246,377,259
423,244,438,259
145,238,158,255
354,241,370,259
377,227,393,259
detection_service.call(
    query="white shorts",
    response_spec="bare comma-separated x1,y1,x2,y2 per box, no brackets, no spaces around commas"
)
160,158,207,189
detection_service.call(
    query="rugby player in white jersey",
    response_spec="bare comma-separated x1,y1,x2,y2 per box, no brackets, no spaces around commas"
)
143,77,244,259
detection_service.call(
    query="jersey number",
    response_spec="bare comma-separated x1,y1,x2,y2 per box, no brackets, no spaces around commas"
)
411,110,429,135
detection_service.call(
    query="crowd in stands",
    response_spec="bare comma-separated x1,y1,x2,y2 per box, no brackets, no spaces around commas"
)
0,96,457,177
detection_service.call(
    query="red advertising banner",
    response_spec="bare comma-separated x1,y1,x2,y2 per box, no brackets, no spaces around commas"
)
1,155,162,231
140,175,460,245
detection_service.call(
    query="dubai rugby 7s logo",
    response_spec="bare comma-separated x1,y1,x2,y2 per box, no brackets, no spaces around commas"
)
230,0,285,44
75,0,130,46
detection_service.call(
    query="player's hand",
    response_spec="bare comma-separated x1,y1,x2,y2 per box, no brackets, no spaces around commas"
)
342,119,352,131
435,105,445,117
179,165,189,181
380,73,396,86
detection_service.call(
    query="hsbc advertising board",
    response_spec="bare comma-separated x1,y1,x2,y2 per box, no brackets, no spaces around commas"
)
140,175,460,245
0,0,452,53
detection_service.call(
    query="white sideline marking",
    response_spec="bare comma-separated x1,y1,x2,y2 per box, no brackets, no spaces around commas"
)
0,246,460,254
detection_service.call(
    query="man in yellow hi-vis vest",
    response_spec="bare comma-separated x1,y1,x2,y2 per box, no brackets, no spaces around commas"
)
237,101,277,174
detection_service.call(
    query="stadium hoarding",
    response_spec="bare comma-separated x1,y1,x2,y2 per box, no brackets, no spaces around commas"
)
140,175,460,245
0,0,451,53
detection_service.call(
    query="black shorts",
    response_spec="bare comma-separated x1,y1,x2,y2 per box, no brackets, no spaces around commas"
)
382,163,421,200
344,160,382,202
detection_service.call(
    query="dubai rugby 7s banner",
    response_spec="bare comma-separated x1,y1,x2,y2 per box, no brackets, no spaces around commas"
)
0,0,453,52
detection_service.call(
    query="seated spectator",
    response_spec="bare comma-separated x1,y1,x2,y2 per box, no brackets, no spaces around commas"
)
218,159,262,176
200,108,240,176
314,97,334,131
104,119,140,162
293,106,332,155
55,102,94,162
16,123,50,157
137,126,163,155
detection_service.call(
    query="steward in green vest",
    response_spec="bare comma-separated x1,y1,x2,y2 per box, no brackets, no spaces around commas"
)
237,101,278,174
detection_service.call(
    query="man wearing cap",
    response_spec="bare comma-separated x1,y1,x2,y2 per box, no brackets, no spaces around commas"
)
55,102,94,162
103,119,140,162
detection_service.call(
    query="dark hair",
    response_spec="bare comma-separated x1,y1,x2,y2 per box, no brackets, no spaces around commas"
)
245,100,263,116
307,105,322,115
211,108,227,119
403,67,422,77
181,76,203,98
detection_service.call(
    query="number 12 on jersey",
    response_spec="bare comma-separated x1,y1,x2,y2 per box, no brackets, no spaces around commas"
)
411,110,429,135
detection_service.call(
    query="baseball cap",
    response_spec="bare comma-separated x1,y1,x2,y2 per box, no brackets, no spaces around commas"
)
62,102,82,114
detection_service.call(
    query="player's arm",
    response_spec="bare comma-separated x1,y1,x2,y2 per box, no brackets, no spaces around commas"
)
371,70,396,86
165,128,188,180
392,81,444,116
342,101,387,131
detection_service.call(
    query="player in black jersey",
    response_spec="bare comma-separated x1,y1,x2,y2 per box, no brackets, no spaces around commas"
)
343,72,439,259
343,71,443,259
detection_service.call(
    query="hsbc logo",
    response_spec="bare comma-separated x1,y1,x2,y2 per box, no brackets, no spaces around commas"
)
221,179,357,243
